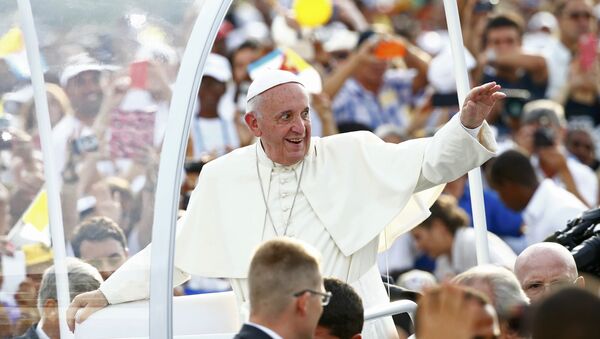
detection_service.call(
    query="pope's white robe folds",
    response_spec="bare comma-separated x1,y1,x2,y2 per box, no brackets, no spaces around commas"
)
100,114,496,336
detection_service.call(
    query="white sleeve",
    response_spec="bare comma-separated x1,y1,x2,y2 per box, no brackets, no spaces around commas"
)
99,244,190,304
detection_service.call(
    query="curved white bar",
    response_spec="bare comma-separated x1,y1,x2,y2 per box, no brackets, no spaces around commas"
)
442,0,491,265
148,1,234,338
17,1,72,338
363,300,417,322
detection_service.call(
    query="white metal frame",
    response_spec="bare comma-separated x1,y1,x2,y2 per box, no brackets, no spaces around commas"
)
147,1,234,338
17,0,72,337
442,0,491,265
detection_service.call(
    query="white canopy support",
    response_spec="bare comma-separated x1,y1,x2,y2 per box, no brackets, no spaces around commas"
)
17,0,72,337
442,0,491,265
364,299,417,322
148,1,234,338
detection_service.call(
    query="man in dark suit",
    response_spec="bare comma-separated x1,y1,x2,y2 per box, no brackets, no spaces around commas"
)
234,238,329,339
13,258,102,339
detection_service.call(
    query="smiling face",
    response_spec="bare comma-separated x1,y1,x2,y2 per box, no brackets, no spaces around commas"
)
245,83,311,166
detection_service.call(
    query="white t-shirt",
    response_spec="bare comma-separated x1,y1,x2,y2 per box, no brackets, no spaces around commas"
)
434,227,517,281
523,179,587,245
190,116,240,159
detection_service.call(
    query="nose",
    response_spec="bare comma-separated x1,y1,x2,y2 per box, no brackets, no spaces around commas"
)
291,115,305,134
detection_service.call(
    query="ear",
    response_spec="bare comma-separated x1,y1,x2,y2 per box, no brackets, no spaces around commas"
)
295,291,309,316
244,112,262,137
43,298,58,317
575,275,585,288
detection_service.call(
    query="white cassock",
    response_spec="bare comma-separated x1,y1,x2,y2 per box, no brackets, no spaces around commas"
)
100,114,496,338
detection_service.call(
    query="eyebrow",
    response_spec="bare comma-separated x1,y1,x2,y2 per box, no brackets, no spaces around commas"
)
277,107,309,116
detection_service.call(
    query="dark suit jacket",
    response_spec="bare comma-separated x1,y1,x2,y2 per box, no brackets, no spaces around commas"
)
233,323,276,339
12,324,40,339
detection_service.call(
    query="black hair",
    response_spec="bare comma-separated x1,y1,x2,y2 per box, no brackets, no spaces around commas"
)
489,150,538,188
419,195,469,236
318,278,364,339
71,216,127,258
482,13,525,47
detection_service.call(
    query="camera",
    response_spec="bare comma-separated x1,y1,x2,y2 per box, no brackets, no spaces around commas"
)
500,89,531,121
71,134,99,154
533,127,555,148
474,0,495,13
546,208,600,276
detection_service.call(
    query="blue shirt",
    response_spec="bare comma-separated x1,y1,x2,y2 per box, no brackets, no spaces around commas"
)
459,185,523,237
332,69,415,130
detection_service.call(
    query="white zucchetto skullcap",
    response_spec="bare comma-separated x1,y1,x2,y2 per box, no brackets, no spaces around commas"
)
246,69,304,104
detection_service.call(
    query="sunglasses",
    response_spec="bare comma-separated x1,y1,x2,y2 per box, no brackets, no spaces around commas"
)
567,11,592,20
293,289,332,306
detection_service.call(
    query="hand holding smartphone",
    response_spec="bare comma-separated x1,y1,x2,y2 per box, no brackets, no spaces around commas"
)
579,34,598,72
129,60,149,89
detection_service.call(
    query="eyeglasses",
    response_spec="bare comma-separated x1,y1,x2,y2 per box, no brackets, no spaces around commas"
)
293,289,332,306
567,11,592,21
523,279,577,295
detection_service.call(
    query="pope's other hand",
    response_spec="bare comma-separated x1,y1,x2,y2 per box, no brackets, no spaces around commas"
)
66,289,109,332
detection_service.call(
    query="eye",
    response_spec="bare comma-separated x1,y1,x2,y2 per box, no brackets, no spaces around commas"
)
525,283,542,291
301,110,310,120
280,112,291,121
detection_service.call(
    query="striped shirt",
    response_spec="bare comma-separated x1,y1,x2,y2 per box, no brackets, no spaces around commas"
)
332,69,416,130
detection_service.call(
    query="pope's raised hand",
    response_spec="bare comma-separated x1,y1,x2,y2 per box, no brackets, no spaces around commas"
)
460,82,506,129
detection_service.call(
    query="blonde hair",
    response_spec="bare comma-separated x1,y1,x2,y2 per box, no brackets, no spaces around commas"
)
248,238,322,316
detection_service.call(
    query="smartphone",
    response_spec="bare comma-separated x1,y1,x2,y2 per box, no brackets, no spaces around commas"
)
474,0,494,13
130,60,149,89
533,128,555,149
72,134,99,154
579,34,598,72
374,40,405,60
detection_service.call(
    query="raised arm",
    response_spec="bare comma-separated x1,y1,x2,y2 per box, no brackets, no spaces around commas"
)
415,83,505,191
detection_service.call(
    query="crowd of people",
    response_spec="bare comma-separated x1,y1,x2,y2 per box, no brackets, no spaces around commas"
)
0,0,598,338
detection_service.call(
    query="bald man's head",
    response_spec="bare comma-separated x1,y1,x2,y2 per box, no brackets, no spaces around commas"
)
514,243,584,303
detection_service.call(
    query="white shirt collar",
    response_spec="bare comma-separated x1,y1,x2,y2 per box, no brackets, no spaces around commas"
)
246,321,284,339
36,321,51,339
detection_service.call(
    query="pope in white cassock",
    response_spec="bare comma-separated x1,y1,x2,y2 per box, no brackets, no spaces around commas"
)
68,69,504,338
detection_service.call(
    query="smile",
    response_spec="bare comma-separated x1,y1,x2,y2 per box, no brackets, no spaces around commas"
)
285,138,304,144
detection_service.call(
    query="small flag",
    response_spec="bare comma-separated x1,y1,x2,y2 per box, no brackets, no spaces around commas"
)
0,27,47,79
7,188,51,248
248,47,322,94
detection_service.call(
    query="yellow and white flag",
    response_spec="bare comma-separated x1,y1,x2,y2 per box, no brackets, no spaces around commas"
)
8,188,51,248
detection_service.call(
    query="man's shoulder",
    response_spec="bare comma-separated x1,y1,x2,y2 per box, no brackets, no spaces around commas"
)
567,158,597,180
13,324,39,339
234,323,275,339
540,180,587,213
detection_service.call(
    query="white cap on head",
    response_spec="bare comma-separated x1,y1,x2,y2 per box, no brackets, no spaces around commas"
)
60,53,117,87
204,53,232,83
246,69,303,105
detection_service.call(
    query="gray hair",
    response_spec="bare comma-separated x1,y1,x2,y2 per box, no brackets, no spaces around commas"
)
452,265,529,320
37,258,103,314
245,92,264,116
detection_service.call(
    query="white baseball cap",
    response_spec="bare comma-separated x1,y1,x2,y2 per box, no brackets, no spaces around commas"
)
203,53,231,83
60,53,117,87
